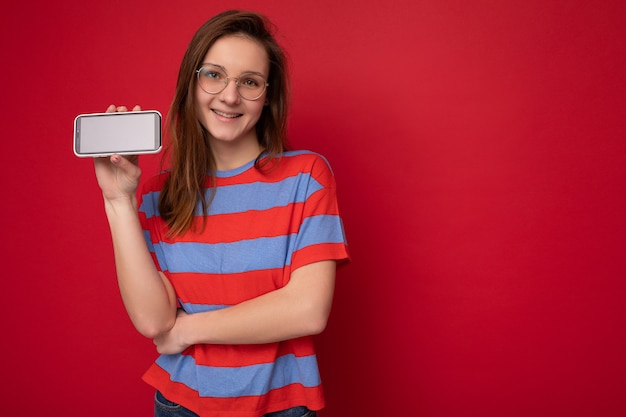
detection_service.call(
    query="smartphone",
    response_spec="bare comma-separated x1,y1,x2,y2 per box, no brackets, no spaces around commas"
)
73,110,162,157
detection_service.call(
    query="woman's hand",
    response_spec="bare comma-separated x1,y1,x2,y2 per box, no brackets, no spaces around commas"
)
94,104,143,203
153,309,192,355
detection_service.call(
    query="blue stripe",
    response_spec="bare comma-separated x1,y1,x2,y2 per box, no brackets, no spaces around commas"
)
294,215,347,252
179,301,228,314
153,234,297,274
143,230,155,252
145,230,171,272
156,353,321,398
150,214,345,274
139,173,323,219
283,150,316,158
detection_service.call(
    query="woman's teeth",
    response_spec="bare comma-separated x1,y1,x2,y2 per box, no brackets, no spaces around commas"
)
213,110,241,118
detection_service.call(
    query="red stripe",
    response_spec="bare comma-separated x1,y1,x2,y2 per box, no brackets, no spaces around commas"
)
142,195,341,245
291,243,351,271
214,152,333,187
141,153,335,191
170,269,288,305
145,204,305,244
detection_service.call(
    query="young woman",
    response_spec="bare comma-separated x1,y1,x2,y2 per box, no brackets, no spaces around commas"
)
93,10,349,417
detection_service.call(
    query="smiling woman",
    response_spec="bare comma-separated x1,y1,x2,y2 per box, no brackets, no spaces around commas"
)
90,10,350,417
193,35,268,162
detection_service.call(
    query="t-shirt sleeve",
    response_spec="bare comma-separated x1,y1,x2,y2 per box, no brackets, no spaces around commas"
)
137,179,165,273
289,154,350,271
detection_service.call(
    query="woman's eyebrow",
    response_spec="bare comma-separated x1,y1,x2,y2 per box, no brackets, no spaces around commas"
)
202,62,266,76
201,62,226,71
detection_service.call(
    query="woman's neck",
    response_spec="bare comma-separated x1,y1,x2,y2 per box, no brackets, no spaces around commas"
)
210,136,263,171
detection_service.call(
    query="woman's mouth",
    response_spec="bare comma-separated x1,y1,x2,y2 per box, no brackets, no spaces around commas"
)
212,109,242,119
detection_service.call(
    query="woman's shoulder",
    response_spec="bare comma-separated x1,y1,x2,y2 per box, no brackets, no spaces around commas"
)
281,150,335,174
276,150,337,188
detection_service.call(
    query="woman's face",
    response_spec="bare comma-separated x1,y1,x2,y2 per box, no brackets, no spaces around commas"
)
195,35,269,152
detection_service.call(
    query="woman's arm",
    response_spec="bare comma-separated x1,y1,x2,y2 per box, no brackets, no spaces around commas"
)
104,192,178,338
153,260,336,354
95,105,178,338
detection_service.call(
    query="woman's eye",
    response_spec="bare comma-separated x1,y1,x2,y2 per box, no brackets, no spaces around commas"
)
241,78,259,87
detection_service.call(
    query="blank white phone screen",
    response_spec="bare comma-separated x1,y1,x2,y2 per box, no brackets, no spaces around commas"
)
75,112,160,155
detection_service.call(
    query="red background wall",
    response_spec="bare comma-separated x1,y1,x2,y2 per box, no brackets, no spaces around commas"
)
2,1,625,416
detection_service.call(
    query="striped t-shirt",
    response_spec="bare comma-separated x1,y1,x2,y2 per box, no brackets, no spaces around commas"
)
138,150,350,416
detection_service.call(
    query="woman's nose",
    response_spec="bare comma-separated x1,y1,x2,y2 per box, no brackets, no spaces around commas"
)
219,78,241,103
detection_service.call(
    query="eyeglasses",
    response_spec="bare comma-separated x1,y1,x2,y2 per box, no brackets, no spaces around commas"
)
196,65,269,101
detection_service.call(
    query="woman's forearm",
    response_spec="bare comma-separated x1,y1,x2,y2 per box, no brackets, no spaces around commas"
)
105,196,177,338
157,261,336,352
190,281,332,344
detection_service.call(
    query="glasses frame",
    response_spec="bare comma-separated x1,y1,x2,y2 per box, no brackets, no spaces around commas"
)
195,66,269,101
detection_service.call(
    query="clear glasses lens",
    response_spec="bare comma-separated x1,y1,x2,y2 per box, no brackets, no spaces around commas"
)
197,65,267,100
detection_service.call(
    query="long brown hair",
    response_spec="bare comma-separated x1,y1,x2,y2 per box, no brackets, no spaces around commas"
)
158,10,291,237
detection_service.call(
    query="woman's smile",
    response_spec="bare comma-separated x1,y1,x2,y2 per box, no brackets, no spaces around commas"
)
194,35,269,155
212,109,243,119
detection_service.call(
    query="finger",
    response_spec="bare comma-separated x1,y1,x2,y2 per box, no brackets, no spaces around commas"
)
116,106,128,112
111,153,141,174
105,104,117,113
111,154,133,166
132,105,142,111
